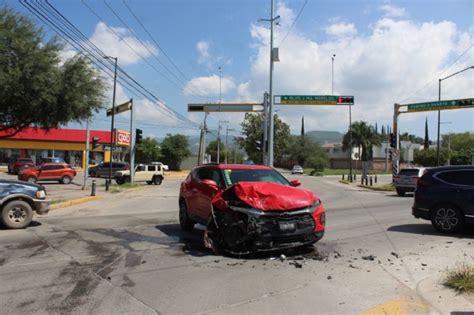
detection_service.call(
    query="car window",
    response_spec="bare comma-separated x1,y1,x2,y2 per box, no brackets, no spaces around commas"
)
222,169,289,186
195,168,224,187
398,169,420,176
53,165,64,170
41,165,55,171
437,170,474,186
148,165,156,172
136,165,145,172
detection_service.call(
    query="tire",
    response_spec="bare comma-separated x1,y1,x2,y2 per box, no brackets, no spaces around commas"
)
146,181,153,185
27,176,37,183
396,188,405,196
431,204,464,234
89,171,97,177
61,176,72,185
179,200,194,231
153,176,163,185
1,200,33,229
116,178,125,185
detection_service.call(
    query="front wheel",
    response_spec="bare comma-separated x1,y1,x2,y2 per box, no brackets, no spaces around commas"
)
153,176,163,185
1,200,33,229
431,204,463,233
116,178,125,185
179,201,194,231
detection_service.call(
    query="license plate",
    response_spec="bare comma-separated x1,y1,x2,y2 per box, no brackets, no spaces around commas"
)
279,222,296,232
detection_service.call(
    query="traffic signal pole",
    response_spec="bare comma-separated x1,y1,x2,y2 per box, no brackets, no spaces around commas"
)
82,118,90,190
392,103,401,181
129,99,135,184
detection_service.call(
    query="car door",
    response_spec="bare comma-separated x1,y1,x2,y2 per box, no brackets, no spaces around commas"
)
51,165,65,180
451,170,474,215
195,168,225,220
135,165,146,181
38,165,54,180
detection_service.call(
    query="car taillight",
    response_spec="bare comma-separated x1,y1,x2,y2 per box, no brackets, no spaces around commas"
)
416,177,430,187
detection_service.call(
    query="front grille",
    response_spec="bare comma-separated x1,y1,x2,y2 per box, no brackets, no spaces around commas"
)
257,213,315,236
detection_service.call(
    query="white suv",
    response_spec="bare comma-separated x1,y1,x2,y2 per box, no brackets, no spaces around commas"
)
393,167,426,196
115,164,164,185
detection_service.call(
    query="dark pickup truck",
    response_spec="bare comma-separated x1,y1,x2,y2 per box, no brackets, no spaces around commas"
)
0,180,50,229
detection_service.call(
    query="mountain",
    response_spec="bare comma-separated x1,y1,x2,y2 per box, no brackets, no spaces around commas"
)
305,130,344,144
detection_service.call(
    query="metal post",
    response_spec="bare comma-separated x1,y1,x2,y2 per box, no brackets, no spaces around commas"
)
349,104,353,182
202,112,209,163
268,0,275,167
107,56,118,191
263,92,269,165
437,79,441,166
197,124,204,165
331,54,336,95
392,104,400,182
225,125,229,164
217,121,221,163
219,66,222,104
82,118,90,190
91,179,96,196
129,99,135,184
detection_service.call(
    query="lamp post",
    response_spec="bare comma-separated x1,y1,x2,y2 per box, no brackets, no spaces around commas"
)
218,66,222,104
331,54,336,95
437,65,474,165
104,56,118,191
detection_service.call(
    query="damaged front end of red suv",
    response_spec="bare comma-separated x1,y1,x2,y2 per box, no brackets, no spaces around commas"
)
204,181,325,255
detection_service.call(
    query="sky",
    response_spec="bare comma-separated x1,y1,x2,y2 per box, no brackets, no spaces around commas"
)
7,0,474,143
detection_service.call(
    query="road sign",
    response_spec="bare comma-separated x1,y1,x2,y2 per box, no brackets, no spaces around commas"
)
106,99,133,117
406,98,474,113
115,129,131,147
188,103,264,112
390,148,400,161
275,95,354,105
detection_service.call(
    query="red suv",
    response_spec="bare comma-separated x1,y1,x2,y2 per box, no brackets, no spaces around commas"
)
8,157,35,174
18,163,77,184
179,164,325,255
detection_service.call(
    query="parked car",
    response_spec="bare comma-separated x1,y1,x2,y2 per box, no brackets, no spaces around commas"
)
179,164,325,255
115,164,165,185
412,165,474,233
18,163,77,184
291,165,304,174
151,162,169,171
88,162,129,178
8,157,35,174
0,180,49,229
39,157,65,164
393,167,427,196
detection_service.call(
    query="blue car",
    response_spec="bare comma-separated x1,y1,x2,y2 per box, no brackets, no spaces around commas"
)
412,165,474,233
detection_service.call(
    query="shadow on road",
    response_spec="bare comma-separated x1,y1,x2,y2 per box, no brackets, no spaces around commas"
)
388,224,474,238
0,220,42,231
385,193,414,198
156,224,213,257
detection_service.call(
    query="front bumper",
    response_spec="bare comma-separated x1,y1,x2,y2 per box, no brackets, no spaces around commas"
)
33,199,50,215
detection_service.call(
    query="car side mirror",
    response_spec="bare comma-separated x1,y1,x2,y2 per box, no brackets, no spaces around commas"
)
289,179,301,187
201,179,219,190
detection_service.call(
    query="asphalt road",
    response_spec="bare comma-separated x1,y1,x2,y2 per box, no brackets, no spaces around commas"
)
0,173,472,314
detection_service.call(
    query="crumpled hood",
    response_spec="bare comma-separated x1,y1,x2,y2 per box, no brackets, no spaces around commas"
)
213,181,317,211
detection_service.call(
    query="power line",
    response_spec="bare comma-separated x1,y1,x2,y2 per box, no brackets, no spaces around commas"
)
278,0,308,47
400,41,474,103
23,0,198,128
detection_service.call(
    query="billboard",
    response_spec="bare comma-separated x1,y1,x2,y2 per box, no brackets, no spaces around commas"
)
115,130,130,147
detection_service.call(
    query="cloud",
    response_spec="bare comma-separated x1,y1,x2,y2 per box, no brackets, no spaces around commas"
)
89,22,157,66
184,75,236,97
236,3,473,134
325,22,358,37
380,4,407,18
196,40,210,65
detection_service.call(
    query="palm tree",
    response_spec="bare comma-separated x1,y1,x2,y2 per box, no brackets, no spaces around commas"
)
342,121,381,161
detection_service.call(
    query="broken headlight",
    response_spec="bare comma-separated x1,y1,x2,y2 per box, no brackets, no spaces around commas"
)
228,205,264,217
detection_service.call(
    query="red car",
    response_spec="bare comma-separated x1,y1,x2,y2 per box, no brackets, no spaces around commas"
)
18,163,77,184
8,157,35,174
179,164,325,255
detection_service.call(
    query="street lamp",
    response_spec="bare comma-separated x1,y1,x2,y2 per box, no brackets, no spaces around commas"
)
218,66,222,104
331,54,336,95
104,56,118,191
437,65,474,165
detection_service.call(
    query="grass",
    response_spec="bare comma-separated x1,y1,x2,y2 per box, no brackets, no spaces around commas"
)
304,168,391,176
51,198,66,205
443,264,474,294
110,182,141,193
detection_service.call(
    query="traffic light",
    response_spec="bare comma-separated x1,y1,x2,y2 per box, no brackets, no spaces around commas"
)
135,128,143,145
336,96,354,105
389,133,396,148
91,137,100,149
255,140,262,151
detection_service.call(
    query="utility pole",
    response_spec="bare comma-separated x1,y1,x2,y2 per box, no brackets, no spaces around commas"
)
217,120,228,163
225,125,229,164
263,92,269,165
260,0,280,167
129,99,135,184
82,118,90,190
105,56,118,191
332,54,336,95
219,66,222,104
201,113,209,164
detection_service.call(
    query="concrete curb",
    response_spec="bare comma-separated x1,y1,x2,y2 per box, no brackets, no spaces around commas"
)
50,196,101,210
416,272,474,314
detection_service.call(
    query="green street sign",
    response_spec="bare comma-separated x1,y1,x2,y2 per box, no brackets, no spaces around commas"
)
276,95,354,105
406,98,474,112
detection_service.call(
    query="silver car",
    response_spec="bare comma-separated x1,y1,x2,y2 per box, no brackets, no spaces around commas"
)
393,167,426,196
291,165,304,174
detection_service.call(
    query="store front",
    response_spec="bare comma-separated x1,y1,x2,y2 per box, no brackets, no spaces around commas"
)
0,128,120,168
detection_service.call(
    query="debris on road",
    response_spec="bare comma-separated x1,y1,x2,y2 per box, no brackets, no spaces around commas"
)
362,255,376,261
289,261,303,268
391,252,400,258
327,275,332,280
280,254,286,261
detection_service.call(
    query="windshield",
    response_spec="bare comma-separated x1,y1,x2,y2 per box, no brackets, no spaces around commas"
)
222,169,289,186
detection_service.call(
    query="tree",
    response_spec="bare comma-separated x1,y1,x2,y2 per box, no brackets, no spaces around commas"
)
342,121,381,161
414,149,448,166
424,118,429,149
206,140,226,163
375,122,378,134
235,113,291,164
135,137,161,164
160,134,190,170
381,125,386,135
400,132,423,144
0,7,106,137
288,135,328,169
